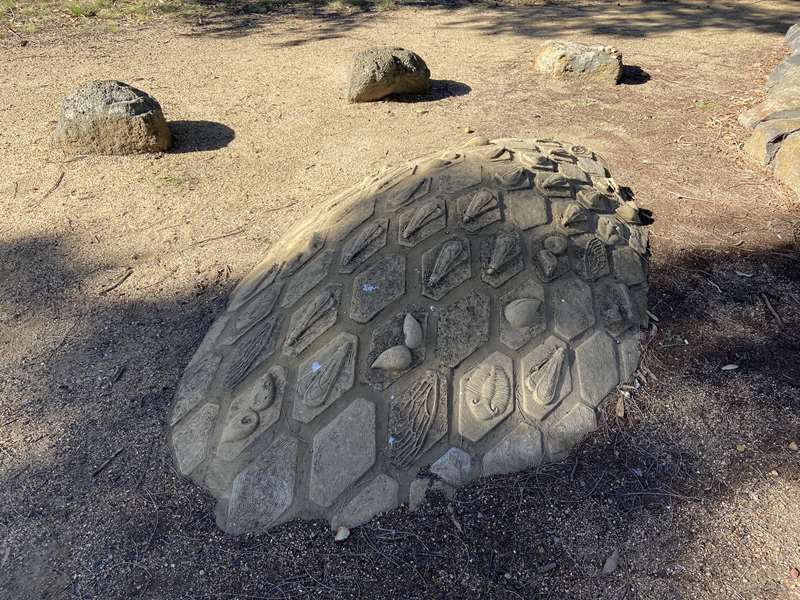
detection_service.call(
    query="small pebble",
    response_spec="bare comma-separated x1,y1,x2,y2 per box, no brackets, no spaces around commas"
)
736,444,746,453
334,526,350,542
789,441,798,452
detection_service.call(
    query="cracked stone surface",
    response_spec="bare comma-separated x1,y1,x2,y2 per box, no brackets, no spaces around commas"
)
169,138,650,533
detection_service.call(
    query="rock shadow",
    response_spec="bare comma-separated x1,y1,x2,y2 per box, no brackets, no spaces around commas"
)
389,79,471,103
620,65,651,86
168,120,235,153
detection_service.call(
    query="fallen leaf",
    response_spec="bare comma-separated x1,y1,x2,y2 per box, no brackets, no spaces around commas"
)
334,526,350,542
721,364,739,371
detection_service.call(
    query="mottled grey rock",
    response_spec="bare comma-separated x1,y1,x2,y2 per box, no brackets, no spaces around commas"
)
773,131,800,200
534,40,623,85
348,47,431,103
309,398,375,507
744,118,800,166
331,474,399,529
483,423,543,476
766,55,800,91
52,80,171,155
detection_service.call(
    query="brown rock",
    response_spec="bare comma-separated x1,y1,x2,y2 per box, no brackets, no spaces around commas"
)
773,131,800,199
534,40,622,85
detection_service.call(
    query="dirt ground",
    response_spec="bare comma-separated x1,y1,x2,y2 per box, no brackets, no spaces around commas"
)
1,1,800,598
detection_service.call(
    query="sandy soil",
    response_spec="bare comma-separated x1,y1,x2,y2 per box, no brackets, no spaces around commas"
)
1,1,799,598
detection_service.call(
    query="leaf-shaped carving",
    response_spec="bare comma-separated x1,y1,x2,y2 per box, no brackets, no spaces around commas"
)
286,289,337,348
541,173,569,189
389,372,440,469
403,313,423,349
537,249,558,278
463,190,497,223
525,346,565,406
298,341,353,408
282,232,324,276
402,201,442,239
504,298,542,328
341,221,385,267
371,345,412,371
225,315,279,389
487,232,518,274
495,166,530,189
428,240,463,287
250,372,276,411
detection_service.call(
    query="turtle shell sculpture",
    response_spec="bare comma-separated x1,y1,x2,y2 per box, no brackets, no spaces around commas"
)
169,137,650,534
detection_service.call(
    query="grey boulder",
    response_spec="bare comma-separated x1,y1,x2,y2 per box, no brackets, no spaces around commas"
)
534,40,623,85
348,47,431,102
53,80,171,155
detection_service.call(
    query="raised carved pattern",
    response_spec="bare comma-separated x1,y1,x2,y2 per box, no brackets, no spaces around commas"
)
494,166,533,190
225,314,281,390
458,189,501,232
280,232,325,278
339,219,388,273
388,370,447,469
481,230,523,288
283,286,341,357
398,199,445,247
464,363,512,421
293,333,357,423
525,346,566,406
578,237,610,280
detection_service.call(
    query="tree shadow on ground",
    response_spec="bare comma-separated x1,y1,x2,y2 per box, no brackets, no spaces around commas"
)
174,0,795,42
168,120,236,153
0,229,799,599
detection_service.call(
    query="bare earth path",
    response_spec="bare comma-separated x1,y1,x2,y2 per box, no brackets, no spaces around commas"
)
1,1,800,598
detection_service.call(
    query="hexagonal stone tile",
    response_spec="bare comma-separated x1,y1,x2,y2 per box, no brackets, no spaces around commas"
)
382,175,435,212
594,280,637,340
546,404,597,459
520,336,572,422
232,282,283,334
627,224,649,256
225,436,299,533
293,333,357,423
365,310,427,391
505,189,549,230
431,448,472,487
216,366,287,461
550,276,595,341
172,402,218,476
483,423,543,476
388,369,448,469
309,398,376,507
170,352,221,426
225,312,282,389
330,474,399,530
422,237,472,301
436,292,490,367
338,219,388,274
500,280,546,351
281,250,334,307
618,330,642,382
575,331,619,407
612,247,646,286
282,286,341,357
350,255,406,323
457,351,515,443
457,188,501,232
530,232,571,283
480,229,523,288
398,199,446,247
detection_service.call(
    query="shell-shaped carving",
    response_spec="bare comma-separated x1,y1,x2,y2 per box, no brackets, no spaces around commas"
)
403,201,442,239
487,232,518,274
403,314,423,349
390,372,440,469
537,249,558,278
463,190,497,223
221,408,260,443
541,173,569,189
584,237,609,278
286,289,337,348
428,240,463,287
544,234,568,255
467,364,511,421
525,347,566,406
561,203,588,227
299,341,353,407
371,345,412,371
504,298,542,328
341,221,384,267
250,372,276,411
